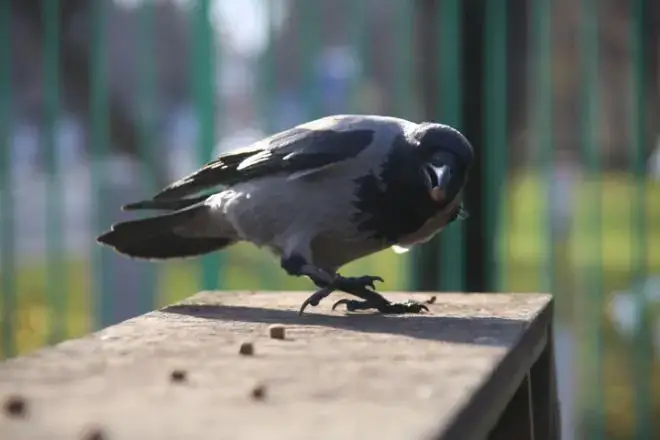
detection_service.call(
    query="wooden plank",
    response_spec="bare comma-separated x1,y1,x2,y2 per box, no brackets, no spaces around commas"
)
0,291,553,440
530,326,561,440
487,373,534,440
439,294,552,440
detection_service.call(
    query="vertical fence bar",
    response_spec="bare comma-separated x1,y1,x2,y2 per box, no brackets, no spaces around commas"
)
348,0,380,286
630,1,652,438
259,0,277,135
579,0,604,437
43,0,67,344
484,0,508,291
191,0,222,290
394,0,413,121
349,0,367,113
0,0,16,359
137,1,158,311
394,0,418,291
413,0,434,293
300,0,322,120
460,0,487,293
438,0,465,291
90,0,113,329
255,0,283,287
532,0,556,296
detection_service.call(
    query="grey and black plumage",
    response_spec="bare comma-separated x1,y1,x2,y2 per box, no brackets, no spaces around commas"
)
97,114,474,314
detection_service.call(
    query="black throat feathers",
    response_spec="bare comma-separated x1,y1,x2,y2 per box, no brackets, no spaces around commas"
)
351,135,438,244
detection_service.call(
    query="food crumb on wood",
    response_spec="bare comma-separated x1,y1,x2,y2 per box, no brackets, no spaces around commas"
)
251,384,267,400
81,426,106,440
170,369,187,383
268,324,286,340
239,342,255,356
3,395,27,418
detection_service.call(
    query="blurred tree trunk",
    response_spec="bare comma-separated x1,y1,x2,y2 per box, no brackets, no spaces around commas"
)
645,0,660,162
413,0,441,291
599,0,659,169
461,0,488,292
507,0,529,170
415,0,523,292
12,0,167,187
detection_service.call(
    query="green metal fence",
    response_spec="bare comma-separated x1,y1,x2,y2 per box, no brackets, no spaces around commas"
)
1,0,658,438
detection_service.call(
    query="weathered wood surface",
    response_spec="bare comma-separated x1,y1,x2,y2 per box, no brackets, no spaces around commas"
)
0,291,554,440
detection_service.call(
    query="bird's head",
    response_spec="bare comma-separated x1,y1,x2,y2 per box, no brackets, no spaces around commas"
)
412,122,474,208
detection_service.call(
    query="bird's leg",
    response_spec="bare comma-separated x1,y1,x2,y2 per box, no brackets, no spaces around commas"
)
281,254,337,315
281,254,335,287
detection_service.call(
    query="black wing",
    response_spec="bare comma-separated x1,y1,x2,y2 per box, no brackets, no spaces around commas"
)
150,124,375,201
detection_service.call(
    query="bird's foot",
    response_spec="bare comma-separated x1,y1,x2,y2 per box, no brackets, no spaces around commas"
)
332,298,429,314
330,275,428,314
297,274,384,316
297,275,384,315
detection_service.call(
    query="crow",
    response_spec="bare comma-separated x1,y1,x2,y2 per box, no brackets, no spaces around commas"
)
97,114,474,315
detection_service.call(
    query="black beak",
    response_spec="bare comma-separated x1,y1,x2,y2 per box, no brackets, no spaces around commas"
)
432,165,451,188
429,165,452,202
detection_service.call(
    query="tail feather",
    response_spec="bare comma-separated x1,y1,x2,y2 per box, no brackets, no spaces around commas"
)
121,194,211,212
108,234,234,259
97,203,235,260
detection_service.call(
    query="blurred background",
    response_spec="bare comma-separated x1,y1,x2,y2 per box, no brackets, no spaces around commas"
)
0,0,659,438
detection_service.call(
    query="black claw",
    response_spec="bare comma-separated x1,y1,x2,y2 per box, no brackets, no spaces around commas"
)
298,286,335,316
331,299,353,311
298,300,313,316
381,301,429,314
363,275,384,289
334,274,384,293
